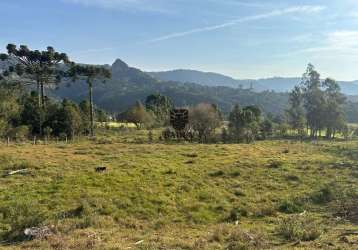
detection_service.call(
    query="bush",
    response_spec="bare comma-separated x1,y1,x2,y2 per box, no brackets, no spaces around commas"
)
0,118,8,138
227,207,248,222
277,213,321,241
162,127,175,141
0,201,47,241
254,203,277,217
278,199,304,214
267,160,284,169
208,225,267,249
7,126,30,141
311,185,335,204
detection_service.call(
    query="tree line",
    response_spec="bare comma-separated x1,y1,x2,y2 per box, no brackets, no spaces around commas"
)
0,44,355,142
117,65,356,143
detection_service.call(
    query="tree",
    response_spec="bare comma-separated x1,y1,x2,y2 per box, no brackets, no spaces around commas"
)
296,64,347,139
287,86,305,135
260,119,274,139
189,103,221,143
19,92,42,134
145,94,173,126
0,44,71,135
0,81,22,131
67,65,111,136
322,78,346,139
300,64,326,138
54,99,83,138
228,104,261,143
119,101,153,129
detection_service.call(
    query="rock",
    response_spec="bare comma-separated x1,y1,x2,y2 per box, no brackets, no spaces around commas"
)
24,226,53,239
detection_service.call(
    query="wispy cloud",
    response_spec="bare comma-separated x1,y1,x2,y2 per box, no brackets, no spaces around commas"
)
278,30,358,57
147,5,326,42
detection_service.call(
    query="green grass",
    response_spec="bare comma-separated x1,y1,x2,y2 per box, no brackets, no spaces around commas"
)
0,130,357,249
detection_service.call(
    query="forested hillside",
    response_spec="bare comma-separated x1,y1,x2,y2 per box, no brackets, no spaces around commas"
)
149,69,358,95
52,59,358,122
53,59,289,116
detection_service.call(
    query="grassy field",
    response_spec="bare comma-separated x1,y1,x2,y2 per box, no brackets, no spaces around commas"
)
0,130,357,249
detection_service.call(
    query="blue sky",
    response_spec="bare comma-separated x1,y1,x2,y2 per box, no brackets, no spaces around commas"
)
1,0,358,80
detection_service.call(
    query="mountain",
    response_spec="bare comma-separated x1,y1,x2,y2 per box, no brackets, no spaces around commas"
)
149,69,252,89
148,70,358,95
52,59,289,116
2,58,358,122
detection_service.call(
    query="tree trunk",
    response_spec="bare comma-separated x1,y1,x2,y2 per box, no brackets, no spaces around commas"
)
40,82,45,107
37,80,43,136
89,80,95,137
37,81,41,107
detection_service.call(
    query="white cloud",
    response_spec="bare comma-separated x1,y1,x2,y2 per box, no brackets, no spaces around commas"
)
147,5,326,42
278,30,358,57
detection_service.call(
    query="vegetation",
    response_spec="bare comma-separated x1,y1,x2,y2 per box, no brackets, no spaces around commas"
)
288,64,347,139
189,103,221,143
0,132,357,249
0,44,357,249
66,64,111,136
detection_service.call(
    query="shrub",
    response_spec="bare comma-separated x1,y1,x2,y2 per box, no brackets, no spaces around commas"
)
209,170,225,177
254,203,277,217
162,127,175,141
311,185,335,204
267,160,284,169
209,225,267,249
227,207,248,222
0,201,47,241
7,126,30,141
0,118,8,138
277,213,321,241
278,199,304,214
330,187,358,223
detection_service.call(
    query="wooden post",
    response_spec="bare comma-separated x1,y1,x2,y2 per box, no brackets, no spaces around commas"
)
33,136,36,145
7,137,10,146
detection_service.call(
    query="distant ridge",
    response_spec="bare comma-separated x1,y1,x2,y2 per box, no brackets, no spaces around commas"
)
1,58,358,122
148,69,358,95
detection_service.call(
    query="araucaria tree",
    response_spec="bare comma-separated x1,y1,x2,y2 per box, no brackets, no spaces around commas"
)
0,44,71,134
0,44,70,106
68,65,111,136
